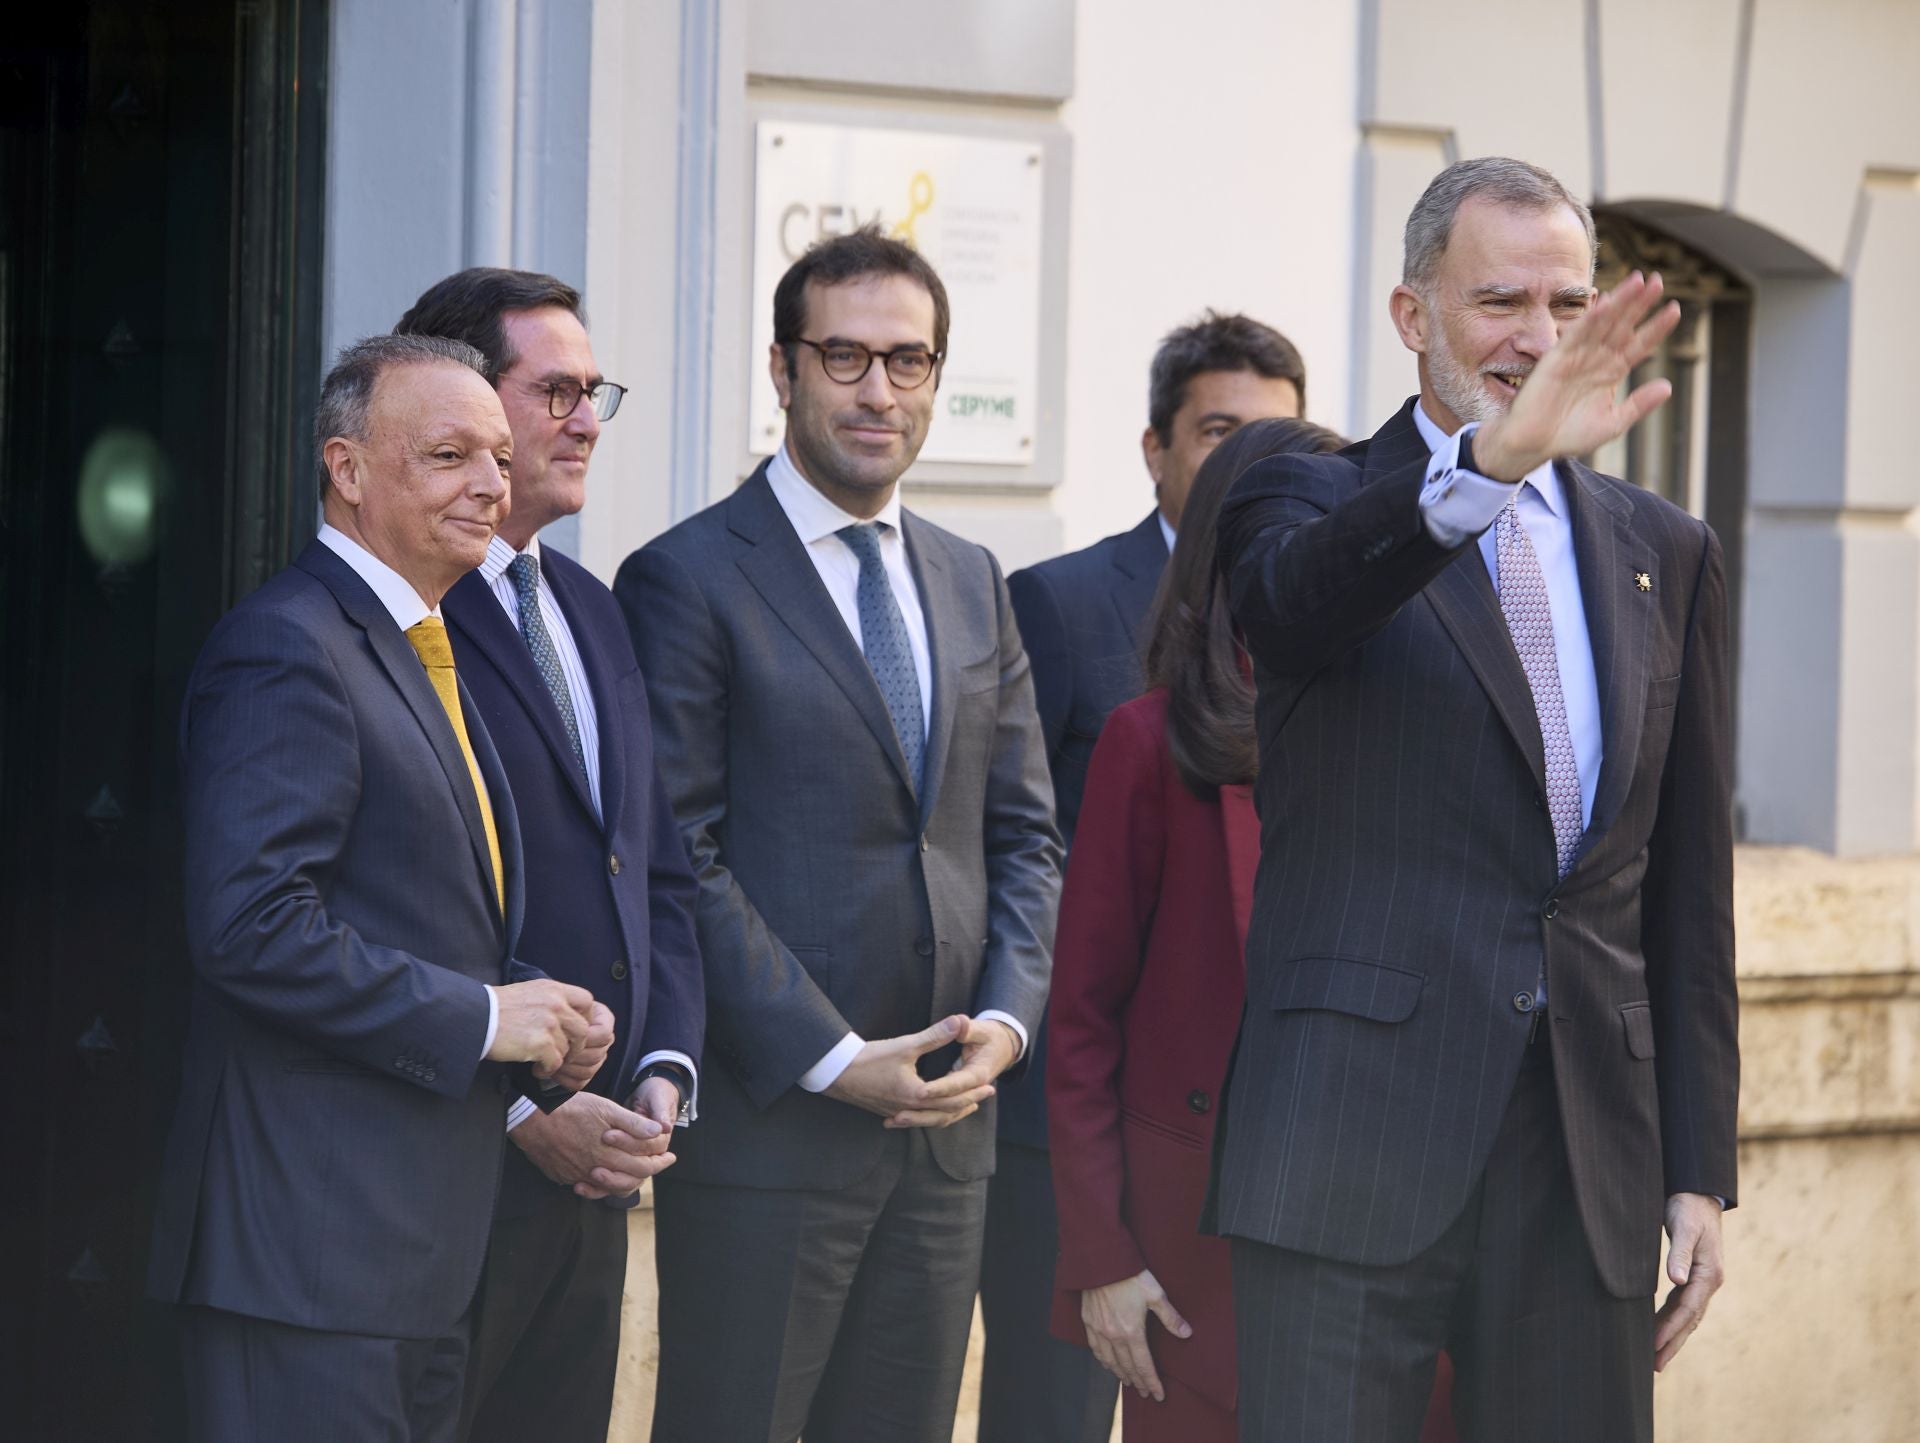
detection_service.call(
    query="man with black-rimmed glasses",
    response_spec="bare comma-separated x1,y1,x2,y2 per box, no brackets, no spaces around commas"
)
397,269,707,1443
615,228,1060,1443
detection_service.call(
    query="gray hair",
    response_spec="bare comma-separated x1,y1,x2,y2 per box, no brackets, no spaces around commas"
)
1402,156,1596,292
314,332,489,489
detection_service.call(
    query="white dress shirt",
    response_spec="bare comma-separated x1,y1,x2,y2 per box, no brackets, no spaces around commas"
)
1157,510,1177,554
764,447,1029,1092
478,532,700,1129
1412,405,1602,831
315,524,502,1061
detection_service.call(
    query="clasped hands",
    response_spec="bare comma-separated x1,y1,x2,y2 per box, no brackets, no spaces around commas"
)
486,979,682,1197
827,1013,1017,1129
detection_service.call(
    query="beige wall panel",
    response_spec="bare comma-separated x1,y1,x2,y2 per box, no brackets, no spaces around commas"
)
1058,0,1360,551
1652,1134,1920,1441
1354,130,1453,435
1370,0,1592,198
1598,0,1743,206
1844,179,1920,512
1735,0,1920,273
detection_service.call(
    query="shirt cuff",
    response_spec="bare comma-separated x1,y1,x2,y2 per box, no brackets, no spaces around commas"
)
974,1010,1028,1061
1418,420,1518,548
481,984,500,1059
632,1049,701,1125
505,1095,537,1132
798,1032,865,1093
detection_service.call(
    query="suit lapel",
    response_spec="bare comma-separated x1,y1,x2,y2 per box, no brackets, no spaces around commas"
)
1110,512,1169,648
1370,407,1550,796
1563,460,1649,858
906,516,954,827
445,570,599,826
542,552,626,837
465,672,524,949
295,543,507,929
729,468,921,797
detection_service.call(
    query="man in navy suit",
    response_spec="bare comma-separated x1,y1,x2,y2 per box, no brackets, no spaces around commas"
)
980,314,1307,1442
149,334,611,1443
397,270,706,1443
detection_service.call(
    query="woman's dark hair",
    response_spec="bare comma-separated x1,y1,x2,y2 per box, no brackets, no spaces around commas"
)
1143,416,1349,796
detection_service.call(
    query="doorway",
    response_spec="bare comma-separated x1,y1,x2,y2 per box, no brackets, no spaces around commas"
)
0,3,325,1436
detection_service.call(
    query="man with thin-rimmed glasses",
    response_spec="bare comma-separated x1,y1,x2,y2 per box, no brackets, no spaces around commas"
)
396,269,707,1443
616,227,1059,1442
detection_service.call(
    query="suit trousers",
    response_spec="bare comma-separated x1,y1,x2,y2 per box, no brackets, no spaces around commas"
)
651,1127,988,1443
179,1304,469,1443
977,1141,1119,1443
1230,1032,1654,1443
456,1148,627,1443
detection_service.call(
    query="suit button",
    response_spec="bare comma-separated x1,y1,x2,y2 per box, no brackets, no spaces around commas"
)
422,1068,437,1083
609,852,622,876
919,833,929,853
915,937,934,957
1187,1089,1210,1114
394,1056,408,1071
1542,898,1560,920
1513,992,1536,1014
1532,792,1545,811
611,959,629,981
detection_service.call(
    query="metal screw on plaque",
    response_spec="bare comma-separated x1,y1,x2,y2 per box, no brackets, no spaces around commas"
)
772,134,784,147
1028,153,1040,167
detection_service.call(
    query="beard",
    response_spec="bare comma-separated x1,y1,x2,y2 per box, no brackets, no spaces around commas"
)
1426,319,1509,427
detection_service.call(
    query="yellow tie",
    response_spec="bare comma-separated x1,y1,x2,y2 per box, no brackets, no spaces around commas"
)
405,617,505,915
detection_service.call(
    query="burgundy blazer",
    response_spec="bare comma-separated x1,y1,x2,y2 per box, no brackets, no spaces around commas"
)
1046,689,1256,1411
1046,690,1461,1442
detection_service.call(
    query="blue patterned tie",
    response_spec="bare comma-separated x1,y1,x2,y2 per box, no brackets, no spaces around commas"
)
1494,493,1582,877
506,551,586,776
837,522,925,792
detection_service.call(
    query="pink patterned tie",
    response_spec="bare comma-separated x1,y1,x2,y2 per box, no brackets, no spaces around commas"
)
1495,492,1582,877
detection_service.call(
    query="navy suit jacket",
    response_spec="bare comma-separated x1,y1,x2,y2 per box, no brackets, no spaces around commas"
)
999,510,1168,1147
149,540,536,1340
444,544,704,1212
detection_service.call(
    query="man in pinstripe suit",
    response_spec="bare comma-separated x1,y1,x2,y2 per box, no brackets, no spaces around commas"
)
1212,158,1738,1442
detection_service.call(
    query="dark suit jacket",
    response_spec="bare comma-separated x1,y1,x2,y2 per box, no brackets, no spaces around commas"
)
1209,400,1739,1299
444,544,704,1215
1046,690,1256,1412
613,463,1061,1191
999,510,1167,1148
149,540,535,1339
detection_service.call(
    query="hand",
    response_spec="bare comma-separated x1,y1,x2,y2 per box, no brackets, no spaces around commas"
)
633,1074,683,1131
825,1015,995,1127
885,1017,1019,1129
1473,270,1683,481
1654,1192,1726,1371
511,1091,674,1199
548,999,615,1091
1080,1269,1192,1402
487,979,595,1077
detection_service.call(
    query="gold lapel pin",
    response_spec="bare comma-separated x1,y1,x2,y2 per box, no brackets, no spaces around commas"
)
1635,571,1652,593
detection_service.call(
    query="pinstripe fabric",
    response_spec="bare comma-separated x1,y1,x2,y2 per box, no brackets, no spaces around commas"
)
1209,400,1739,1307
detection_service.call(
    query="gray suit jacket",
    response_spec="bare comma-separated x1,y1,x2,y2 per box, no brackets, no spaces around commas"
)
614,463,1061,1190
149,541,534,1339
1209,402,1738,1300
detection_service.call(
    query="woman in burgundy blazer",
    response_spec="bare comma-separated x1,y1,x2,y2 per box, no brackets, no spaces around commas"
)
1047,419,1459,1442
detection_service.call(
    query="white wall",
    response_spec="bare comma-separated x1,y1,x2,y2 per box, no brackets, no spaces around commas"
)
1054,0,1362,555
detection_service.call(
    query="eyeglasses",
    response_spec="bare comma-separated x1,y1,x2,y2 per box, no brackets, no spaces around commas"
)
535,377,627,422
792,339,942,391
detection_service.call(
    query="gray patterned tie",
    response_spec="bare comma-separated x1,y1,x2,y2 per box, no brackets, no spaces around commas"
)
1495,492,1582,878
506,551,586,776
837,522,925,792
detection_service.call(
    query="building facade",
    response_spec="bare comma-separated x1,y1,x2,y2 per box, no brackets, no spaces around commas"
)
4,1,1915,1437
